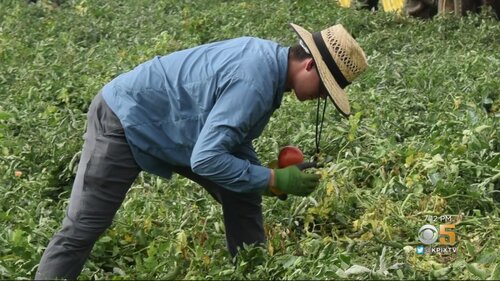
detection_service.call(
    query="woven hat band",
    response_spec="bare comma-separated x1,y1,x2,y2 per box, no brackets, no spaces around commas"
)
312,32,350,89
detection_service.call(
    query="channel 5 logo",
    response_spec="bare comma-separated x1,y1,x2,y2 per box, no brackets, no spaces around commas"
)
418,224,456,245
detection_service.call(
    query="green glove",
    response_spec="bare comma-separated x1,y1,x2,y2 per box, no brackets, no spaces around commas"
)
272,166,320,196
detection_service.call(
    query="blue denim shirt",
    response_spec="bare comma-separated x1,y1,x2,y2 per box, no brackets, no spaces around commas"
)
102,37,289,193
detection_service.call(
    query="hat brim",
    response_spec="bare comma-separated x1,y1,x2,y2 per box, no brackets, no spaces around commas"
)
289,23,351,117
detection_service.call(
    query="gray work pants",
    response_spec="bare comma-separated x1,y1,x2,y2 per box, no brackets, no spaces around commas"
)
35,93,265,279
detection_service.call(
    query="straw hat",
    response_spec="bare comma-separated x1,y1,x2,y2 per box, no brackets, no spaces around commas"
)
290,23,368,117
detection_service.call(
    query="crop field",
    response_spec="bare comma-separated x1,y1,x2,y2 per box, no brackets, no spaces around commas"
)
0,0,499,279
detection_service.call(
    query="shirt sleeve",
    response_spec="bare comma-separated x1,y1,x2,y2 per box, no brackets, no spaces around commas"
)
190,78,271,193
233,141,261,166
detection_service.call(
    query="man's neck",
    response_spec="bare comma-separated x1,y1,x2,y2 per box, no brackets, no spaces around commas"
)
286,56,310,92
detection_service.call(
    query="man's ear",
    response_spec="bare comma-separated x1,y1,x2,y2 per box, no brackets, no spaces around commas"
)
305,58,315,71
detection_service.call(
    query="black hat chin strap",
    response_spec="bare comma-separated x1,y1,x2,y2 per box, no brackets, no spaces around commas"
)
314,97,327,161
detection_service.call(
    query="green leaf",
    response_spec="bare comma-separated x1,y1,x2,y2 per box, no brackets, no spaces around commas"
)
0,111,12,120
345,264,371,276
283,256,299,268
476,249,497,264
397,269,404,279
489,263,500,281
432,266,452,278
466,263,488,279
99,236,112,243
11,229,25,246
464,241,476,257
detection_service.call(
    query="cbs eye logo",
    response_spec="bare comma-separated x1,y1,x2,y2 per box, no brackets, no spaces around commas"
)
418,224,456,245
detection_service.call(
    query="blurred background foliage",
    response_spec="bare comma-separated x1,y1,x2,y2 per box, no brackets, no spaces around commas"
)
0,0,498,279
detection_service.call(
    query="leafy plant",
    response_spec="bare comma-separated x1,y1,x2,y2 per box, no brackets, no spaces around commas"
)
0,0,498,279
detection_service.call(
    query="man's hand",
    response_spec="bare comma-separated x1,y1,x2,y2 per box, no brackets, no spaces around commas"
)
271,165,320,196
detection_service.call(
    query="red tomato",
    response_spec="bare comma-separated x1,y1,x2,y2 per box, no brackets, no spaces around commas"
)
278,146,304,168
